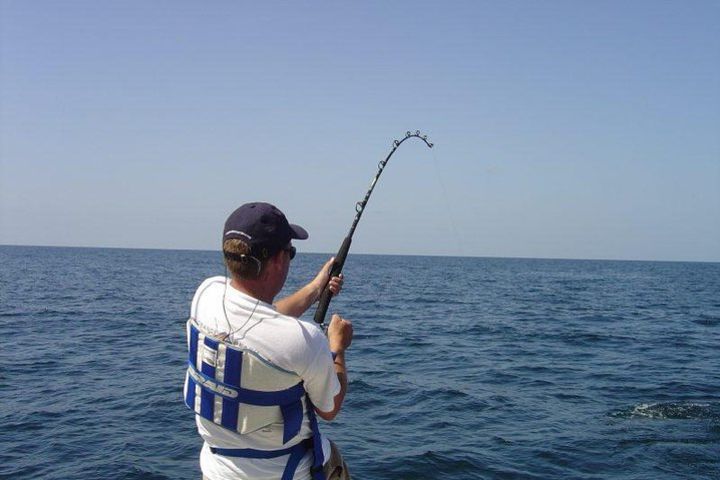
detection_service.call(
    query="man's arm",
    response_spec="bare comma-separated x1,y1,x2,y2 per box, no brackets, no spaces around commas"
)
275,258,343,318
316,314,353,421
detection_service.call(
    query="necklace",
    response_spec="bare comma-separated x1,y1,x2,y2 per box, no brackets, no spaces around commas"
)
219,270,262,342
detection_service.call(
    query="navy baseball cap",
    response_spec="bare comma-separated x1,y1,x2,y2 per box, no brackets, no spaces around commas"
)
223,202,308,260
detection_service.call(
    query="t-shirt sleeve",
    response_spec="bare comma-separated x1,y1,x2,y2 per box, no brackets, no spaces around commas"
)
298,327,341,414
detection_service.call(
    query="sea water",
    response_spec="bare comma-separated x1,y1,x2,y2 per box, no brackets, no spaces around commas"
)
1,246,718,479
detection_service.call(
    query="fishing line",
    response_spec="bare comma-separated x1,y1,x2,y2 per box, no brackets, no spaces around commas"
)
430,144,464,257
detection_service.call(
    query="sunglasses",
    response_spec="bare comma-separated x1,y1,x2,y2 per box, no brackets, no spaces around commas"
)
283,245,296,260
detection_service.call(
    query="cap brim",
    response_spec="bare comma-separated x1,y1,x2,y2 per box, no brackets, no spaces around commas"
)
289,224,309,240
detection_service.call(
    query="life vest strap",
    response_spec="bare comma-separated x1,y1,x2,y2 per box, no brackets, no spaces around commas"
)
305,396,326,480
187,361,306,405
208,398,327,480
186,362,306,442
210,439,316,480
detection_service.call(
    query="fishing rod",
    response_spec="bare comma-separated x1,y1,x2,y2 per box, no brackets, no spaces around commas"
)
314,130,434,326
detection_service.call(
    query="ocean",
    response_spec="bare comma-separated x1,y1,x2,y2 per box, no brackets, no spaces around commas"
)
1,245,718,479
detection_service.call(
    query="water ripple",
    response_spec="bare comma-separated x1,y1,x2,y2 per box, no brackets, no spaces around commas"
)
610,402,720,421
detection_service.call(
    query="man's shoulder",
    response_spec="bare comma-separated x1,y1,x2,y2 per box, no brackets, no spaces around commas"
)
195,275,226,293
190,276,226,318
192,276,226,302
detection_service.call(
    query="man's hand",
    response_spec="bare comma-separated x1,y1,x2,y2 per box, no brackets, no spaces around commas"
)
327,314,353,353
312,257,344,301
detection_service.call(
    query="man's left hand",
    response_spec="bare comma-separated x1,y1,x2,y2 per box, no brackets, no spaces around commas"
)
313,257,344,299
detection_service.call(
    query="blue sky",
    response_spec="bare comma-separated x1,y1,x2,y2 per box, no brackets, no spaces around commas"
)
1,1,718,261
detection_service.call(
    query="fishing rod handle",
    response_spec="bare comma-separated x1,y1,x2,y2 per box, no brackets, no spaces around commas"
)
313,235,352,324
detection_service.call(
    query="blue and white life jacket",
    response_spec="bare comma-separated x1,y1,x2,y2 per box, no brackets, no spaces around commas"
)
184,319,325,480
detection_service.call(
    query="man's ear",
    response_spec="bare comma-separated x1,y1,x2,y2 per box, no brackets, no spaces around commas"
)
261,251,283,277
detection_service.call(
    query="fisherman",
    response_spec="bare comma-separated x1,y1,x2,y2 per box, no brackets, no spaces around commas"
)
184,202,353,480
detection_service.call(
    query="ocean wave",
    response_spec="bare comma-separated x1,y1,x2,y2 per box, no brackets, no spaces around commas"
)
367,449,490,480
115,467,175,480
610,401,720,420
694,312,720,326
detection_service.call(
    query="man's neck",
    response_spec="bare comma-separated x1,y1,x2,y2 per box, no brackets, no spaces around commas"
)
230,277,275,305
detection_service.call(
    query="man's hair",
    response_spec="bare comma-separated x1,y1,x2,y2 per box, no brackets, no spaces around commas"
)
223,239,265,280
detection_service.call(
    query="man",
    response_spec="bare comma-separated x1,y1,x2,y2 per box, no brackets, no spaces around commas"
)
184,202,353,480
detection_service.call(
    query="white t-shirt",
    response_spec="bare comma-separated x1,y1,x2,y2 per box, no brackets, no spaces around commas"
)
190,276,340,480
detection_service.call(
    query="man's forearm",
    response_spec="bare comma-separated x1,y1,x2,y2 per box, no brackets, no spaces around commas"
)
333,350,348,410
274,281,321,318
316,350,348,421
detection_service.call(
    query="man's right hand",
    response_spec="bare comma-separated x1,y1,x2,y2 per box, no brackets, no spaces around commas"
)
327,314,353,353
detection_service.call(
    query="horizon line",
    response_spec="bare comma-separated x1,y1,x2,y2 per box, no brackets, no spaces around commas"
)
1,243,718,265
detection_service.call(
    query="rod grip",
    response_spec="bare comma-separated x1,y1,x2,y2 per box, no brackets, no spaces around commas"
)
313,236,352,324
